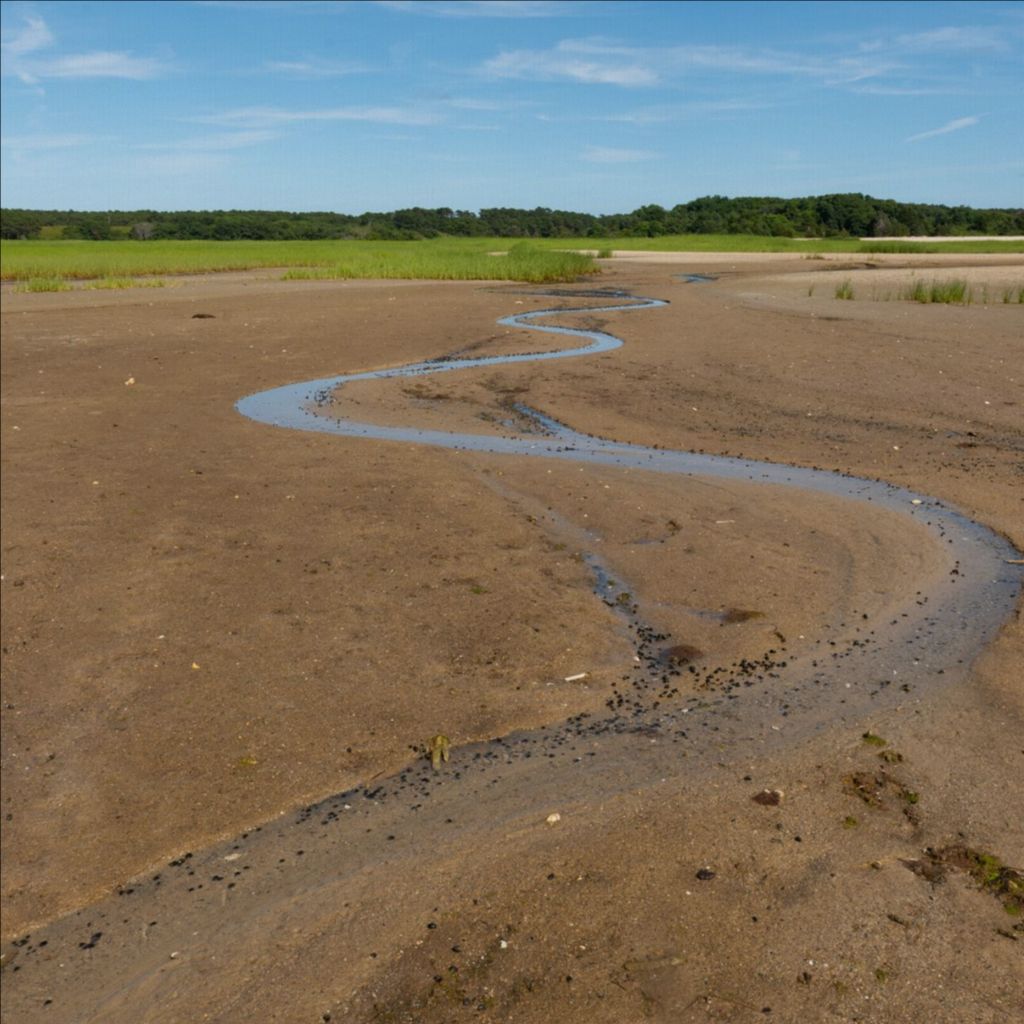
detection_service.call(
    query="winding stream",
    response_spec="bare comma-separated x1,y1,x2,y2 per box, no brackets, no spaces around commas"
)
4,285,1020,1021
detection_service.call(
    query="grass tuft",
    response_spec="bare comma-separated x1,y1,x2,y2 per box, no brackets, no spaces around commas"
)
18,276,71,292
835,279,855,300
86,276,166,290
901,279,972,304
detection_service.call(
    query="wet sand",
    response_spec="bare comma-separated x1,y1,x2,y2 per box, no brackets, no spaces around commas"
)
2,256,1022,1022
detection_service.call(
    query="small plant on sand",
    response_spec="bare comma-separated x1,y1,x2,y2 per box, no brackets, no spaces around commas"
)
595,247,614,259
907,280,929,303
426,734,451,771
930,279,970,304
902,279,973,304
835,279,855,300
18,276,70,292
86,276,166,290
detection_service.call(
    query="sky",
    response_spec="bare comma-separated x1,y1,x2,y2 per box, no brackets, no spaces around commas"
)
1,0,1022,213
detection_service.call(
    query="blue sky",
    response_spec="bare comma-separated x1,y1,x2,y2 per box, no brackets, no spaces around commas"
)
1,0,1022,212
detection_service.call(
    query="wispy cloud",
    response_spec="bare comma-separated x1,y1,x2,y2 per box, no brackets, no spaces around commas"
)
581,146,658,164
376,0,570,17
600,98,767,124
195,105,443,127
482,38,894,88
444,96,531,111
0,132,99,152
906,114,981,142
1,14,54,57
1,14,169,84
264,58,371,77
881,26,1010,53
850,83,967,97
194,1,342,8
33,51,168,79
484,40,658,86
133,152,232,176
136,130,277,151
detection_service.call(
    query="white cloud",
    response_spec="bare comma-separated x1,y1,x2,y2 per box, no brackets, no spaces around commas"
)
906,115,981,142
1,14,54,57
890,26,1009,53
851,84,966,97
136,130,278,151
376,1,570,17
133,152,231,175
1,14,169,83
444,97,530,111
581,146,658,164
264,58,371,77
484,41,658,86
195,105,442,127
482,38,894,89
194,1,343,8
32,51,167,79
1,132,98,152
600,98,767,124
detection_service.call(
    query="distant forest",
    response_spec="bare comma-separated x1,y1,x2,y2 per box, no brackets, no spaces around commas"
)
2,194,1022,241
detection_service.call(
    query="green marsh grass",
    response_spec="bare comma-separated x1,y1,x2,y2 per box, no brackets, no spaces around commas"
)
1,239,594,283
281,244,596,283
537,235,1024,255
3,235,1021,284
835,280,855,300
860,241,940,254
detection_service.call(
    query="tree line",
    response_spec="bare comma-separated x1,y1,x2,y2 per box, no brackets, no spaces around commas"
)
2,194,1021,241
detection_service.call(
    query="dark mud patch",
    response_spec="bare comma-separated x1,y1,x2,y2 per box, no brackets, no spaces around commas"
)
901,845,1024,917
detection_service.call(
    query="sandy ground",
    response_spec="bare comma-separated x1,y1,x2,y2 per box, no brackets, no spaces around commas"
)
1,255,1022,1022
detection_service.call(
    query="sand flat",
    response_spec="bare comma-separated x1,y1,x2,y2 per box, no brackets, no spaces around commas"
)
2,256,1021,1022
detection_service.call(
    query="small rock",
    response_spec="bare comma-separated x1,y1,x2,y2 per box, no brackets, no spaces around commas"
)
696,867,716,881
191,313,215,319
752,789,783,806
546,812,561,825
